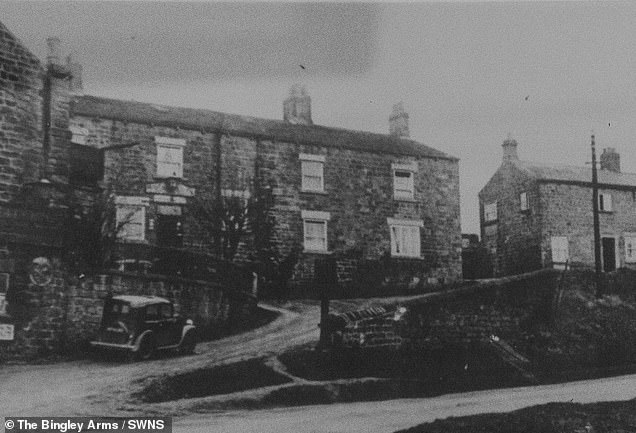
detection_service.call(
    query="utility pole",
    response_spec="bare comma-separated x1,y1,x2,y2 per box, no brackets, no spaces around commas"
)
591,133,603,298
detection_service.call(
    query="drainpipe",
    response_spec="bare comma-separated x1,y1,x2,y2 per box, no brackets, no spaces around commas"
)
41,69,52,181
591,134,603,298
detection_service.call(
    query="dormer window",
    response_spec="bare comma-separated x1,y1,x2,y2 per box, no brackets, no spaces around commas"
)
300,153,325,192
155,136,185,178
392,162,417,200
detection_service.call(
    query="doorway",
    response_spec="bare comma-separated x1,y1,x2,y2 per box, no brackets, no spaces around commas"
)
602,237,617,272
157,214,183,248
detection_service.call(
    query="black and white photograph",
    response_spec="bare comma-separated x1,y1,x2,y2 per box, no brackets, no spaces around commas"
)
2,1,636,432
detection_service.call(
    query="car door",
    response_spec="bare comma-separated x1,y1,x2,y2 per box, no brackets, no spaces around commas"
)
155,303,180,347
143,304,163,344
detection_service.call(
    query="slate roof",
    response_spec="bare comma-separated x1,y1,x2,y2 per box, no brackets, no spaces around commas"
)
70,95,457,161
513,159,636,188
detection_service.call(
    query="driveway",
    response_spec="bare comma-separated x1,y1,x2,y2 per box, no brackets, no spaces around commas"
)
174,373,636,433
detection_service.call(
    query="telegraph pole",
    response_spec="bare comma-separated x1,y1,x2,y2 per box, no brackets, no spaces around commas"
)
591,134,603,298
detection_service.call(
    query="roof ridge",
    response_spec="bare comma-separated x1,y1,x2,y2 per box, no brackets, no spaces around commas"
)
71,94,457,161
514,158,636,177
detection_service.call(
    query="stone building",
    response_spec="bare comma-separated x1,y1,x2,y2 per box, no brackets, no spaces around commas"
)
68,88,462,293
479,137,636,276
0,20,462,298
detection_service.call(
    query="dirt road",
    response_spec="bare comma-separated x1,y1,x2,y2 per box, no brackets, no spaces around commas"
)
174,373,636,433
0,302,321,417
0,296,409,417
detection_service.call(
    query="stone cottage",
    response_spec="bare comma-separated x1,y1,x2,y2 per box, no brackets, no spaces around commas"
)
69,87,462,293
1,20,462,298
479,137,636,276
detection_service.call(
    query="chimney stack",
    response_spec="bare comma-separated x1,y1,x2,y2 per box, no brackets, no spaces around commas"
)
283,84,312,125
46,37,62,66
502,136,519,162
66,55,83,94
389,102,409,138
600,147,620,173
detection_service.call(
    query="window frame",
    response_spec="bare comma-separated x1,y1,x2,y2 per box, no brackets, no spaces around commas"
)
598,192,613,212
550,236,569,268
392,162,418,200
387,217,423,258
625,233,636,263
484,201,498,222
155,136,186,179
301,210,330,252
300,153,325,193
520,192,529,211
115,196,149,242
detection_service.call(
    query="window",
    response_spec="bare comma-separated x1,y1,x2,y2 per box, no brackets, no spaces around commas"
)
625,234,636,263
599,193,612,212
550,236,569,268
69,126,88,145
159,303,173,319
302,210,330,252
115,196,148,241
388,218,423,258
300,154,325,192
484,202,498,222
520,192,529,211
392,162,417,200
145,305,159,321
156,136,185,178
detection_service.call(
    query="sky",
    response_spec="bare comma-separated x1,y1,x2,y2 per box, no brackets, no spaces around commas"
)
2,1,636,234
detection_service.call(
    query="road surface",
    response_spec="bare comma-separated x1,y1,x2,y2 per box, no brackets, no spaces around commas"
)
174,373,636,433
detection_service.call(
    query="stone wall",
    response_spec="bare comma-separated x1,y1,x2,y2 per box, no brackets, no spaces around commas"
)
329,269,559,352
0,22,44,202
1,260,257,361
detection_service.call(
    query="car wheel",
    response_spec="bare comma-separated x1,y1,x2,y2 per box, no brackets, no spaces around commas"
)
179,332,197,355
135,335,156,361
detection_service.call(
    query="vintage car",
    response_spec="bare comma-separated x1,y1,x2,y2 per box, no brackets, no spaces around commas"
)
90,295,197,360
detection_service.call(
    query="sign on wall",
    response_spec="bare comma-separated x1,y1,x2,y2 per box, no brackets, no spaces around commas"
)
0,292,6,316
0,323,14,341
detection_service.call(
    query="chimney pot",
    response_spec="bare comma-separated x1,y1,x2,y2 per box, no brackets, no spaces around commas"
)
389,102,409,138
502,136,519,162
46,37,62,65
66,55,83,94
600,147,620,173
283,84,312,125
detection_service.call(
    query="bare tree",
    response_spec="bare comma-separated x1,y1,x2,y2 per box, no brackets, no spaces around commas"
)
63,187,136,273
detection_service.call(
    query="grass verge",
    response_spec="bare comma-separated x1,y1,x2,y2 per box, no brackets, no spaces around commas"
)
395,399,636,433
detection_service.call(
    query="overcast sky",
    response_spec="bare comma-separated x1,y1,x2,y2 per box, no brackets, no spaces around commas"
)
2,1,636,234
